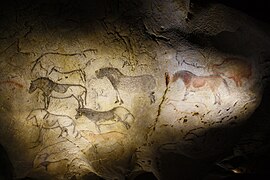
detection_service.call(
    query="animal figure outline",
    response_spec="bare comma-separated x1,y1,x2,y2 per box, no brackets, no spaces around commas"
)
27,109,81,144
29,77,87,109
210,57,252,87
95,67,156,104
75,106,134,132
31,49,97,82
171,70,229,105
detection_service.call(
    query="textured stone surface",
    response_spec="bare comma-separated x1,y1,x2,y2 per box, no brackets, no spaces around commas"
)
0,0,269,179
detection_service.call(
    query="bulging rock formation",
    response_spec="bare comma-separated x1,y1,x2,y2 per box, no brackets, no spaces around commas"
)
0,0,270,179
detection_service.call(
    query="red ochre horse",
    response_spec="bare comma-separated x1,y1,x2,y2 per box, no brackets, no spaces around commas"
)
171,70,229,105
210,57,252,87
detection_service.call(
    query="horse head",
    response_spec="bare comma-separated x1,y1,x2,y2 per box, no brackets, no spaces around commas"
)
75,108,83,119
29,80,37,93
29,77,53,94
95,68,106,79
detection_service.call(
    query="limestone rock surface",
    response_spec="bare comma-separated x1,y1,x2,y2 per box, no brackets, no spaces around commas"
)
0,0,270,179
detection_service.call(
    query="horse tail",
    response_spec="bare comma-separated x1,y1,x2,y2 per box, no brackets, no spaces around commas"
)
84,87,87,105
79,69,86,83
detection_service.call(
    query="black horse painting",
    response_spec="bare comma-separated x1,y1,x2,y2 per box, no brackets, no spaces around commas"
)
75,106,134,132
29,77,87,109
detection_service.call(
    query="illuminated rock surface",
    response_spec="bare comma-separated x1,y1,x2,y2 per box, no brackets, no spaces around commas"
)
0,0,270,179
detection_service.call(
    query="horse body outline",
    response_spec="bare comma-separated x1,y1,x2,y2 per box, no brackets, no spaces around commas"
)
210,57,252,87
75,106,134,132
95,67,156,104
29,77,87,109
26,109,81,145
171,70,229,105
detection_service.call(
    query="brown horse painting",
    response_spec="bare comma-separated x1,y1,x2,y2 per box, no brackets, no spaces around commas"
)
171,70,229,105
210,57,252,87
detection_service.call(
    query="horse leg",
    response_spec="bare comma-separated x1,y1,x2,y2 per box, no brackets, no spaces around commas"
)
122,120,131,129
72,123,76,134
31,128,45,149
43,94,47,109
115,90,123,105
43,95,50,109
231,76,240,87
182,89,189,101
114,114,130,129
66,123,79,138
62,127,69,137
74,96,82,109
47,97,50,109
33,128,43,144
214,92,221,105
95,123,101,133
79,69,86,83
71,124,81,138
237,76,243,87
75,131,81,138
78,96,84,108
149,92,156,104
58,124,68,137
83,90,87,106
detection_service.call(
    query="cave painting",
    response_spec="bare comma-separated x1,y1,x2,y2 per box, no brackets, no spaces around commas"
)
25,61,253,177
29,77,87,109
26,68,137,175
210,57,252,87
95,67,156,105
75,107,134,132
1,0,269,179
31,50,96,82
171,70,229,105
26,109,81,144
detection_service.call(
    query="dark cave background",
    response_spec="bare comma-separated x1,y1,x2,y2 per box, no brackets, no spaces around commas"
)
0,0,270,179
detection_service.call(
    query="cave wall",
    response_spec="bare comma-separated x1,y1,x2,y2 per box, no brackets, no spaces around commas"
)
0,0,270,179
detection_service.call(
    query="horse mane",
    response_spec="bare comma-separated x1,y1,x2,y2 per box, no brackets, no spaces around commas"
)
97,67,122,77
29,77,57,96
172,70,193,84
35,77,56,88
77,108,94,114
32,77,53,85
97,67,124,85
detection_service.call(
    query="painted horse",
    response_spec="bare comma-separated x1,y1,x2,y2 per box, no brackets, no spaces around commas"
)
75,106,134,132
210,57,252,87
26,109,81,144
95,67,156,104
29,77,87,109
171,70,229,105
